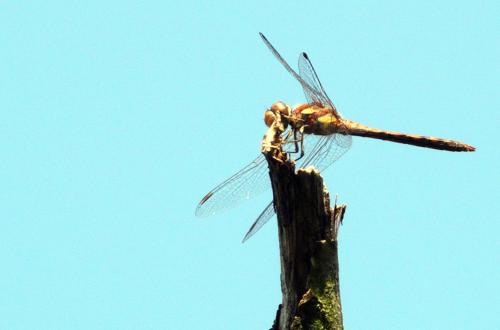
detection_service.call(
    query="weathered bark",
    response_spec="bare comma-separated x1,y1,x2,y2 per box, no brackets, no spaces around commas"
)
263,113,346,330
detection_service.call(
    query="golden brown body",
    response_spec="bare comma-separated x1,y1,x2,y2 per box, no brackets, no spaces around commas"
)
195,34,476,243
288,103,475,152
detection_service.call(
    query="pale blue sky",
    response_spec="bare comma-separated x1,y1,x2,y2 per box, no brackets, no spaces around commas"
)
1,1,498,329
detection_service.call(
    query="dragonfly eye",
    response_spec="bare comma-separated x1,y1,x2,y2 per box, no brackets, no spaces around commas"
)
271,101,291,117
264,110,276,127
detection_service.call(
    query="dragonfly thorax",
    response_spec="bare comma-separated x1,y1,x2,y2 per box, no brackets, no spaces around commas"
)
291,103,341,135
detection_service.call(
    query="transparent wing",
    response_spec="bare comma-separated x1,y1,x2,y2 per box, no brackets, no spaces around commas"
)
241,201,275,243
297,133,352,173
298,52,340,118
240,137,352,242
240,138,351,243
234,34,352,239
260,33,322,105
260,33,351,170
195,155,270,217
295,49,351,170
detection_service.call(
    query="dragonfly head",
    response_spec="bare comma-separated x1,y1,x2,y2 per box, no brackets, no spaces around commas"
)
264,101,291,128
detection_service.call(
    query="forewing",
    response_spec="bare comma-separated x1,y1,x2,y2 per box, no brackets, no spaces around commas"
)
241,201,275,243
260,33,321,103
195,155,270,217
295,51,351,170
298,52,340,118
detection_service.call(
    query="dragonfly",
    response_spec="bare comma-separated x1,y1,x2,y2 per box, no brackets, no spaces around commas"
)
196,33,475,243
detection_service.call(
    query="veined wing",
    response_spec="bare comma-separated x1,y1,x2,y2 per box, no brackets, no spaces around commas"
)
240,135,351,243
298,134,352,173
260,33,341,120
240,134,352,243
295,45,352,171
241,201,274,243
298,52,341,119
242,34,353,242
260,33,323,106
195,155,270,217
240,136,351,243
260,33,351,171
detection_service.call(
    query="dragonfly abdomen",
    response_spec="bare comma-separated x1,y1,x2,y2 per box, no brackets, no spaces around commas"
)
342,119,475,152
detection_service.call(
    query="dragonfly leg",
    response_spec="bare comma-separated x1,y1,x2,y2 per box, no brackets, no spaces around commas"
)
291,128,300,154
282,128,301,155
293,127,306,161
279,129,297,153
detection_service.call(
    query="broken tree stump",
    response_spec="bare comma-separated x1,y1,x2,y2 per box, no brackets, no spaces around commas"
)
263,111,346,330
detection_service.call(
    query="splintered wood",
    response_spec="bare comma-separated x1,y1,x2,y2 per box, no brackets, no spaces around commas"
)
263,111,346,330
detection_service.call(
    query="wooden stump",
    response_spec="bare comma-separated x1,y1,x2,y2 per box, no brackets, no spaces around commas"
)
263,114,346,330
